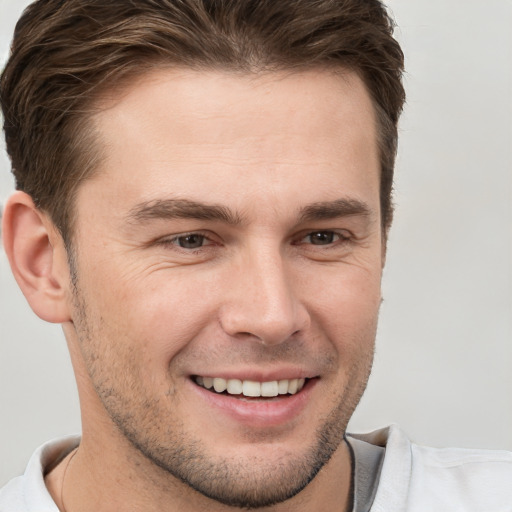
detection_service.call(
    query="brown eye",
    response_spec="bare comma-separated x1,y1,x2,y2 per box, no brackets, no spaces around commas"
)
176,234,206,249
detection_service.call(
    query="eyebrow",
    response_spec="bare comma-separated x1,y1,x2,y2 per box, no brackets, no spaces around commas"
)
298,198,374,223
126,197,373,226
127,198,244,225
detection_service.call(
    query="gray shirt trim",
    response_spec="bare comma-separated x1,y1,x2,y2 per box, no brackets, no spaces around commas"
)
346,435,385,512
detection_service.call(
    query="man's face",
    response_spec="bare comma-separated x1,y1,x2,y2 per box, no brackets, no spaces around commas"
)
66,68,383,507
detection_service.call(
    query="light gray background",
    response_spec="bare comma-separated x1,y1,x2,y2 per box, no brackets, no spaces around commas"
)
1,0,511,486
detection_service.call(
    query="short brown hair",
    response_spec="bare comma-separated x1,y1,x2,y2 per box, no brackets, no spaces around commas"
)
1,0,405,243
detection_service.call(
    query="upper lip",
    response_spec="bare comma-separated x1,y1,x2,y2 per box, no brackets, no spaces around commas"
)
190,368,318,382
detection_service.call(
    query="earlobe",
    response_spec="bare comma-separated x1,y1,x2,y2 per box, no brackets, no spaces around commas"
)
2,191,72,323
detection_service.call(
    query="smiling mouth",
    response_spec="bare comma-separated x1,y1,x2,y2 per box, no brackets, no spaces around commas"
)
193,376,308,398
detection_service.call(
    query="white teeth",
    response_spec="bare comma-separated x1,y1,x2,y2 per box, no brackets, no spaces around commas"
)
227,379,243,394
213,378,227,393
195,376,307,397
288,379,298,394
242,380,261,397
278,380,289,394
261,381,279,397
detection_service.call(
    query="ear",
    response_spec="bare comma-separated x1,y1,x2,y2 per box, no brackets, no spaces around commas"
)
2,191,72,323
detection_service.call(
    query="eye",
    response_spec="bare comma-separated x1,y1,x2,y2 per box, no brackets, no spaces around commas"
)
173,233,207,249
303,231,347,246
156,231,214,251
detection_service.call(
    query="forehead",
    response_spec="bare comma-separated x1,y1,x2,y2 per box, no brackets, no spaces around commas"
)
82,68,379,222
95,67,377,148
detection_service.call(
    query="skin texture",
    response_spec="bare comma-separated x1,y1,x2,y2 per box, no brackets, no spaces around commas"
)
4,68,384,511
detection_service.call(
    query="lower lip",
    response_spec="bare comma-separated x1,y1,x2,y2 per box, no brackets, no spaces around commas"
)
188,378,317,428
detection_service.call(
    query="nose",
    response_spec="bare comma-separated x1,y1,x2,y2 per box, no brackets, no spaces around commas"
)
219,246,310,345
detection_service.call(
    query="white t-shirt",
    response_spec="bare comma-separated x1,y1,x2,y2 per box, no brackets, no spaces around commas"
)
351,426,512,511
1,425,511,511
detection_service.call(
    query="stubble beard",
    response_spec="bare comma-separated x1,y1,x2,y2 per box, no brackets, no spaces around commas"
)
70,270,375,509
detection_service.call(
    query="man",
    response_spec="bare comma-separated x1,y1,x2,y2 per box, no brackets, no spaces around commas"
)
0,1,510,511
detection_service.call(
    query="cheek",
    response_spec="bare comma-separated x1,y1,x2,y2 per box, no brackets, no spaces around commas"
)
303,265,382,321
91,271,221,363
302,265,381,356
